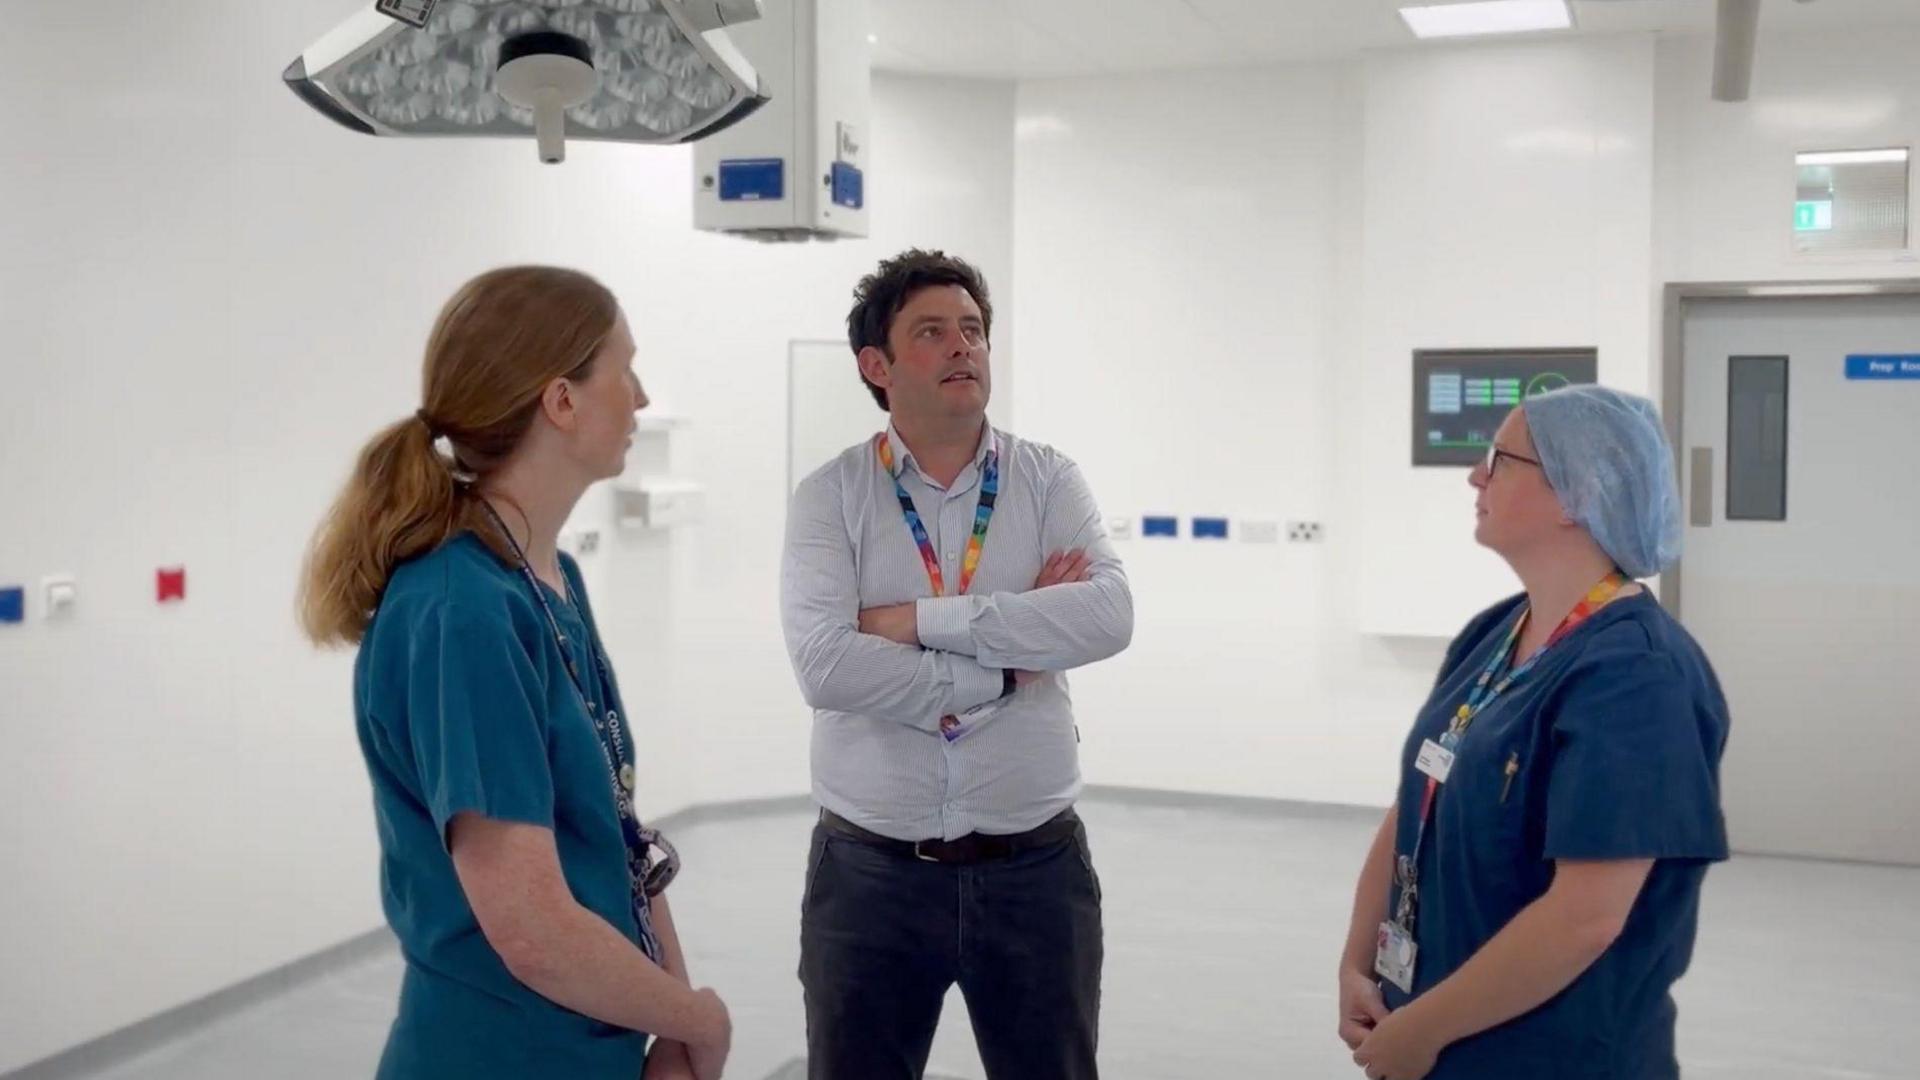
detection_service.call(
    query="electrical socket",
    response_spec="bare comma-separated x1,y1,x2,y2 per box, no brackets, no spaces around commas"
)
1239,519,1281,544
42,574,77,619
1286,521,1324,543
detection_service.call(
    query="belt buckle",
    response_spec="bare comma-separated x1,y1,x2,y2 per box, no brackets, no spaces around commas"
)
913,840,942,863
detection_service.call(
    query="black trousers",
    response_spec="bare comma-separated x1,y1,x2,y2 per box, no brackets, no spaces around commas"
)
798,815,1104,1080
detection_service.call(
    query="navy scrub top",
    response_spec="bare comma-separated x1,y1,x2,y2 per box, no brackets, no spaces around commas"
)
1385,590,1731,1080
353,532,650,1078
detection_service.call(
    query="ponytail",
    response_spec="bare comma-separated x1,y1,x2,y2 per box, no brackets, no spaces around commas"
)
298,415,466,646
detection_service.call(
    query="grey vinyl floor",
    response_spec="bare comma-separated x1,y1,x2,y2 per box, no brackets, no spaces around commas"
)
37,795,1920,1079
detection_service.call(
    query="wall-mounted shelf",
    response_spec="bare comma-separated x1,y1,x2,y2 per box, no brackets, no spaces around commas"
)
614,476,704,529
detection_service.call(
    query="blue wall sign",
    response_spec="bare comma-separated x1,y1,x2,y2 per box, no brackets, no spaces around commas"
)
1846,355,1920,380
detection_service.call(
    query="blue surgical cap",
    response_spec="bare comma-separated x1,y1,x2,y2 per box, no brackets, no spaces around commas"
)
1520,384,1682,578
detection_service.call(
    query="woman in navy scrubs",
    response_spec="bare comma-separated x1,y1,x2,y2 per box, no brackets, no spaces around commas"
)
1337,385,1731,1080
299,267,731,1079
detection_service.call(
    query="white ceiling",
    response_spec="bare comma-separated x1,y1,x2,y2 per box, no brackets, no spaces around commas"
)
867,0,1920,80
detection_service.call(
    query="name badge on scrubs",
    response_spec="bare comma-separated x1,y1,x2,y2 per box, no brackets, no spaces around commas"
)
1375,921,1418,994
1415,739,1456,784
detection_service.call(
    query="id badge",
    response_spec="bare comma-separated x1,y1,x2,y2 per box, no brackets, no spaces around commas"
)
1374,921,1418,994
1415,738,1455,784
948,696,1005,741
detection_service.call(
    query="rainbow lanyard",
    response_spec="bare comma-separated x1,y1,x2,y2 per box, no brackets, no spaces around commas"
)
1443,571,1628,754
1396,571,1629,933
875,430,999,600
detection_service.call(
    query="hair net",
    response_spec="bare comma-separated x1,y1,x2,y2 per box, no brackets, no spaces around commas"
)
1519,384,1682,578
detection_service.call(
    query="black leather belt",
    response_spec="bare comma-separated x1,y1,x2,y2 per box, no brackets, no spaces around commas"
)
818,807,1079,865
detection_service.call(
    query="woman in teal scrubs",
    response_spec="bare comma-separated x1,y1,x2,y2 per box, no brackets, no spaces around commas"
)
299,267,731,1079
1337,386,1731,1080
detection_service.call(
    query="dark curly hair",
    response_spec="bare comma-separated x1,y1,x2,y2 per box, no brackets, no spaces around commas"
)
846,249,994,411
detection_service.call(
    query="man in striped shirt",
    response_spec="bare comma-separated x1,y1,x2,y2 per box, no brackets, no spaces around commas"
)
780,249,1133,1080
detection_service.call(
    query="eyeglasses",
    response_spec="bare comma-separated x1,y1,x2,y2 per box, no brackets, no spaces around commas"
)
1483,444,1542,478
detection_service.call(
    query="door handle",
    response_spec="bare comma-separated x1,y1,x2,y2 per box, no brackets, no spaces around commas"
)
1690,447,1714,527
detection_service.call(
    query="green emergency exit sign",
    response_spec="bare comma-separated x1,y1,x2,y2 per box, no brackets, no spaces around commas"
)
1795,200,1833,231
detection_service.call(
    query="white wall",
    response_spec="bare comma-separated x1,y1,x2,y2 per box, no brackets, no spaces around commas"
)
1353,35,1659,637
1005,22,1920,816
0,0,1014,1068
1654,26,1920,286
1010,36,1659,807
1011,65,1425,806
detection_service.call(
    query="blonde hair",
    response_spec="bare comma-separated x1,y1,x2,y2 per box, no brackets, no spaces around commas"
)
298,266,618,646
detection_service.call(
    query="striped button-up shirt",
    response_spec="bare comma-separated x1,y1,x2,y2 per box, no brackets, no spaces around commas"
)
780,423,1134,841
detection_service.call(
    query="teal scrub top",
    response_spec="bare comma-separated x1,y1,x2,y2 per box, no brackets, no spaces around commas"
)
353,531,651,1078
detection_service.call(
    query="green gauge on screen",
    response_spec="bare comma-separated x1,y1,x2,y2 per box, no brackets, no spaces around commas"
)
1525,371,1574,398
